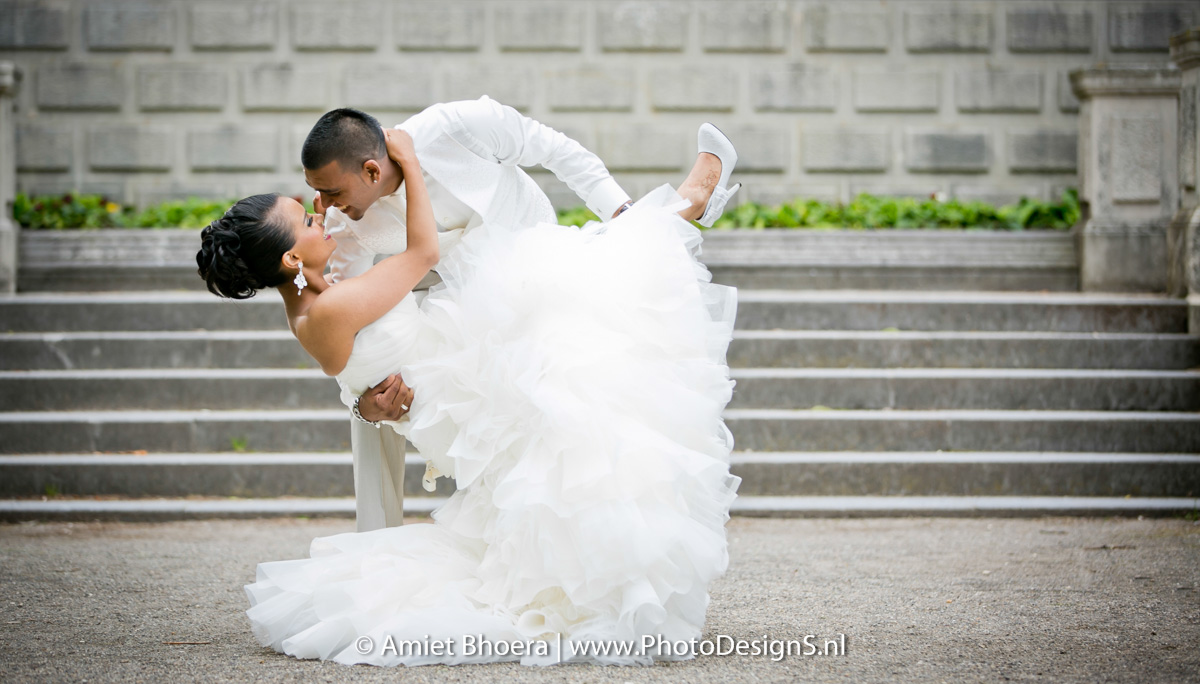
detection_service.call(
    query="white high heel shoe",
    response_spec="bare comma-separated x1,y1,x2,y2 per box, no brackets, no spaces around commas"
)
696,123,742,228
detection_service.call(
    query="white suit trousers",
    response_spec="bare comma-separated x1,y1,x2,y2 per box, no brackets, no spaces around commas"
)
350,418,407,531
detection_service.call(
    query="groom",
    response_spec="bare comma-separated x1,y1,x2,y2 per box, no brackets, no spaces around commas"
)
301,96,639,532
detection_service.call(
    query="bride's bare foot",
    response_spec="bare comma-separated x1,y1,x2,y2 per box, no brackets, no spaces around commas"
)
676,152,722,222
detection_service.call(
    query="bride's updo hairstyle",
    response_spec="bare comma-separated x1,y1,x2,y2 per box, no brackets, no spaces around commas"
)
196,193,293,300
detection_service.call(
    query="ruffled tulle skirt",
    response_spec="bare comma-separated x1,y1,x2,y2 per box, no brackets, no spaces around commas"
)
244,184,741,666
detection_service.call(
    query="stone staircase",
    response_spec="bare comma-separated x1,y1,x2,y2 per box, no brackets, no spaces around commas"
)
1,258,1198,520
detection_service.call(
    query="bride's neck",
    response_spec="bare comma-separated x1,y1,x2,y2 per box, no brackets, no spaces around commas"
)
379,157,404,197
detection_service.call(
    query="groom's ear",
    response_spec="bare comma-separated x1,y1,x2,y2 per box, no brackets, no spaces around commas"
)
362,159,383,185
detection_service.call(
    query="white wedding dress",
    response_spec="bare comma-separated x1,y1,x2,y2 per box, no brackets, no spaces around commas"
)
243,185,741,666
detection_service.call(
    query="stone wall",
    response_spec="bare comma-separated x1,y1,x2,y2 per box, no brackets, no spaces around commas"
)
0,0,1195,209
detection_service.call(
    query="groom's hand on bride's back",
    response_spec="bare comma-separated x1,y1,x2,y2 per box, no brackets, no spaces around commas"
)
358,373,415,422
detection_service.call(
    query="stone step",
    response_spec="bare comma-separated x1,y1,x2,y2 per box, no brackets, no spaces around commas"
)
1,452,1196,499
0,290,1187,333
0,331,313,370
734,291,1186,333
4,330,1196,371
18,263,1081,294
707,265,1078,292
698,230,1078,291
724,409,1200,453
0,494,1193,523
1,409,1197,454
17,228,1079,293
728,368,1200,411
4,368,1197,412
728,330,1200,370
0,369,341,411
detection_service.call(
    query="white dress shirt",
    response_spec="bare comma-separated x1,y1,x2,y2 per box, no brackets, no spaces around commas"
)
325,97,631,285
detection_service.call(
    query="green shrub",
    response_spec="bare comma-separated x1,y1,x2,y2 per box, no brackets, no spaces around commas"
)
13,193,315,230
704,189,1081,231
560,189,1080,231
556,206,601,227
17,189,1081,231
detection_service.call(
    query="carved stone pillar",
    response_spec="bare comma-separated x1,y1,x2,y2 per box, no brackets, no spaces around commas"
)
1070,65,1181,293
0,63,17,294
1169,27,1200,332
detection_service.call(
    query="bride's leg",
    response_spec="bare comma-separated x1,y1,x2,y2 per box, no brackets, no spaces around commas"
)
675,152,723,222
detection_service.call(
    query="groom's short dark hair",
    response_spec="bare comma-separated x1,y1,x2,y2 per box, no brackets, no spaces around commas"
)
301,108,387,171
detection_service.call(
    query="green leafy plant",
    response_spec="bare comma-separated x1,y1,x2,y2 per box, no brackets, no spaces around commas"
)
230,437,249,453
556,206,600,227
700,189,1081,231
15,190,1081,231
557,189,1081,231
13,193,316,230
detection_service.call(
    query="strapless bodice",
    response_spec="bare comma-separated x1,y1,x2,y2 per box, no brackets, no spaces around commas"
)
334,293,433,414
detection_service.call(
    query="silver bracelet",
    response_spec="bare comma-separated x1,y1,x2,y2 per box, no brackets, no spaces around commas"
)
351,397,381,427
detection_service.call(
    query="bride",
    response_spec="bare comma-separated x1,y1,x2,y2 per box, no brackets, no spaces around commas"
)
195,126,742,667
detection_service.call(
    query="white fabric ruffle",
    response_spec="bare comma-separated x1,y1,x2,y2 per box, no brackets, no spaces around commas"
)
246,184,741,666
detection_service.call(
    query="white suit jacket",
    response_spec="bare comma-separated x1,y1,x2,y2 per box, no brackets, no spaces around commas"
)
324,95,631,285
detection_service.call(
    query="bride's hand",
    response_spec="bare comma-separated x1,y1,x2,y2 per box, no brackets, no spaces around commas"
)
384,128,417,168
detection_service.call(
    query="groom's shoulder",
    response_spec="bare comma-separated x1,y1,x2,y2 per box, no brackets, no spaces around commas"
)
405,96,506,128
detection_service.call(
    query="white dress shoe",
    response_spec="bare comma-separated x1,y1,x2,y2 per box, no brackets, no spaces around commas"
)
696,123,742,228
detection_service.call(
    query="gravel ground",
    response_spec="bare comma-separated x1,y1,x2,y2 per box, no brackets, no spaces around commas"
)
1,516,1197,684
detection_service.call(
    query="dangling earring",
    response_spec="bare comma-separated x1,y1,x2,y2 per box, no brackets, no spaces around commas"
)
294,261,308,295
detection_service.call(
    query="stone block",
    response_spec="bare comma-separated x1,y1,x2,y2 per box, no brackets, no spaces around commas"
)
16,179,127,206
0,2,69,49
850,183,946,200
951,185,1045,206
395,2,483,51
188,126,277,172
904,6,991,53
546,67,635,112
1008,130,1077,173
749,183,840,205
16,123,72,172
1058,71,1081,112
134,182,236,207
137,65,226,112
649,66,739,112
292,3,380,51
87,125,173,172
236,180,310,202
718,125,790,172
1111,116,1165,202
853,71,939,112
753,66,838,112
701,2,787,53
802,127,890,173
598,1,688,52
1182,85,1197,190
1109,3,1197,53
804,6,889,53
1006,6,1093,53
241,65,329,111
289,125,309,172
443,67,536,112
343,66,434,111
595,124,687,172
955,70,1042,113
190,4,276,50
36,64,123,111
496,3,583,52
84,4,175,51
905,131,990,173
